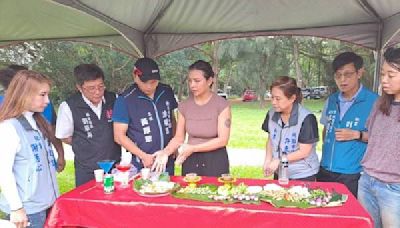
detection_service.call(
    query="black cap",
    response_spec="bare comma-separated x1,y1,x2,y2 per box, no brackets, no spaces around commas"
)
134,58,161,82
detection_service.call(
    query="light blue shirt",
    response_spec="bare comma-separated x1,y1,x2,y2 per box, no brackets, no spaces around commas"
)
321,84,363,125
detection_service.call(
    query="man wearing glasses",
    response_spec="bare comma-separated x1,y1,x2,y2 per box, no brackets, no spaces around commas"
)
317,52,378,197
56,64,121,186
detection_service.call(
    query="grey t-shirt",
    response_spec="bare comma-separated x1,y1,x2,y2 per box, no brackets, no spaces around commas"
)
179,93,229,145
361,101,400,183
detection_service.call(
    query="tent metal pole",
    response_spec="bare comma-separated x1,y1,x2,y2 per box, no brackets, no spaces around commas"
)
373,49,382,93
373,22,383,93
358,0,382,93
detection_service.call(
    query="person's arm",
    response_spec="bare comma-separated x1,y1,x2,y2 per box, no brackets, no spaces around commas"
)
50,125,65,172
322,126,326,142
152,110,186,172
176,106,231,163
113,122,154,168
0,122,29,227
163,110,186,155
287,114,319,163
263,138,274,176
60,137,72,145
47,102,65,172
55,102,74,145
261,111,275,176
286,143,314,162
334,128,365,141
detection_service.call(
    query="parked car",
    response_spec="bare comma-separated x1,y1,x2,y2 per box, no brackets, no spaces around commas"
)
301,88,321,99
242,89,257,102
217,89,228,99
301,88,311,99
312,86,329,97
264,90,272,100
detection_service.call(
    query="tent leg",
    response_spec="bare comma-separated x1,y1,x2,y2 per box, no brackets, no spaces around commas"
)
373,49,382,93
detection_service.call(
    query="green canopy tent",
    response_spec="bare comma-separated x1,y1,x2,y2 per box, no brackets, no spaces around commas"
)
1,0,400,90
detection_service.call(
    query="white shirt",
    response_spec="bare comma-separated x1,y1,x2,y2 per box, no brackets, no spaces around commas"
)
55,94,104,139
0,112,37,210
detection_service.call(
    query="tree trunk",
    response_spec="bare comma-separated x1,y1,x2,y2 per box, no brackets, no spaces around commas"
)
292,38,304,88
178,73,187,101
258,54,268,108
224,62,233,95
212,41,220,92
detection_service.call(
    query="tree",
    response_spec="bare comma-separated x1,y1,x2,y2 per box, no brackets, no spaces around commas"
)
0,42,43,69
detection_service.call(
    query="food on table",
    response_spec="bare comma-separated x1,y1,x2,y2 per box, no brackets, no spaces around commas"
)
177,185,215,195
138,181,175,194
259,184,346,208
246,186,263,194
262,184,286,200
183,173,201,182
220,173,234,181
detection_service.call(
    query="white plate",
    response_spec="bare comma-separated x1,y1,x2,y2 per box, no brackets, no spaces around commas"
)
135,191,170,197
246,186,263,194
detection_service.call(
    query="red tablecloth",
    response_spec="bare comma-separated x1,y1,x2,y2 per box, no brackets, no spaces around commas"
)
45,177,372,228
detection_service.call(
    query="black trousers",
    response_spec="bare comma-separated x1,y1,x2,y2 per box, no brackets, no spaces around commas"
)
182,147,229,177
316,166,360,197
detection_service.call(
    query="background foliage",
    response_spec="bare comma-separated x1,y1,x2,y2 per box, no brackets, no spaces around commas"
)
1,36,375,105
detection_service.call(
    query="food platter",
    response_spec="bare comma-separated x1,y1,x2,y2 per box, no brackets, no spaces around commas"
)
133,178,178,197
133,173,348,208
259,184,348,208
172,182,348,208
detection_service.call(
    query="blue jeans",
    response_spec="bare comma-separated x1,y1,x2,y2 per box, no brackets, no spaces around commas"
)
358,173,400,228
6,210,47,228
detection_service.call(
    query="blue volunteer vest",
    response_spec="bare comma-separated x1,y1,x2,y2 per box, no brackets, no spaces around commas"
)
321,86,378,174
0,116,59,214
113,83,177,173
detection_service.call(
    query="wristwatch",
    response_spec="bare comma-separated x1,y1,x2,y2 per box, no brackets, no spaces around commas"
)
359,131,363,140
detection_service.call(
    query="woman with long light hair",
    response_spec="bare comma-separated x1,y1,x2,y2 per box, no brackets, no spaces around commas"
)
0,70,59,228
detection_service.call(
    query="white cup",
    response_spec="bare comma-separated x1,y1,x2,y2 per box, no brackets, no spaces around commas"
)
94,169,104,182
141,168,150,180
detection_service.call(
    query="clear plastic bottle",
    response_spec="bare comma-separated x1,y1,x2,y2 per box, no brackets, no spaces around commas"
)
278,152,289,185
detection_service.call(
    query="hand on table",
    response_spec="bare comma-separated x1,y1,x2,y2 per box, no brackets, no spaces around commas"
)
151,150,169,173
263,159,273,177
141,153,155,168
264,158,280,177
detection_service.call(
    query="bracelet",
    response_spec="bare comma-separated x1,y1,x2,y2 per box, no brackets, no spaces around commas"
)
359,131,363,140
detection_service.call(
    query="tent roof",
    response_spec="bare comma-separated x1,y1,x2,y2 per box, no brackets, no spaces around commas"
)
1,0,400,58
